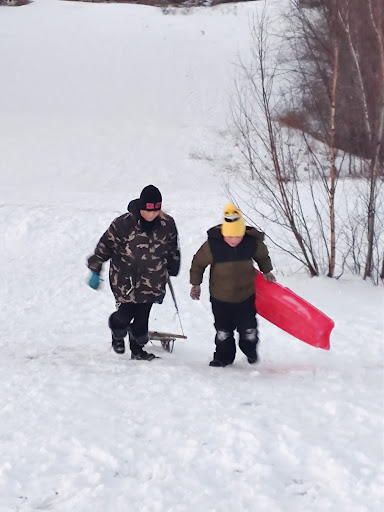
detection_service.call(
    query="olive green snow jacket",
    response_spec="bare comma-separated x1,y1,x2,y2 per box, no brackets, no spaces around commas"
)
190,226,273,303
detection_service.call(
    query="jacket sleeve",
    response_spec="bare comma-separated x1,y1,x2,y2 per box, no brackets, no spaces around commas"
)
190,241,213,285
87,219,121,273
253,238,273,274
167,218,181,277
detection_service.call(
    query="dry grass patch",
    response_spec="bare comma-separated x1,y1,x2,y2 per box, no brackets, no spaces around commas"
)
0,0,32,5
60,0,254,7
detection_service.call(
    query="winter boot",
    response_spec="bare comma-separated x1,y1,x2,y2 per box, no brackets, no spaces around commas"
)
108,317,127,355
209,359,230,367
131,347,156,361
112,337,125,354
128,330,155,360
247,349,258,364
239,329,259,364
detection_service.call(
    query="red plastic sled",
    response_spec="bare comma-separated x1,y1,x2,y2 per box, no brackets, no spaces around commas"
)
255,270,334,350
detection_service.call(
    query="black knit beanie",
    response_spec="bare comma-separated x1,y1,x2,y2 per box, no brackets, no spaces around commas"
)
139,185,162,211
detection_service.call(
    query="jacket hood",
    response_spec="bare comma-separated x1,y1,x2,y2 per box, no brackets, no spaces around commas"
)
127,198,162,232
207,225,265,241
127,198,140,217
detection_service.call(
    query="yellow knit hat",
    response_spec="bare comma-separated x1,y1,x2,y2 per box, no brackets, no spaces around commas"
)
221,203,246,237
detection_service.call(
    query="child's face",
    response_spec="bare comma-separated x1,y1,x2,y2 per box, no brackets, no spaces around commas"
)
140,210,161,222
224,236,243,247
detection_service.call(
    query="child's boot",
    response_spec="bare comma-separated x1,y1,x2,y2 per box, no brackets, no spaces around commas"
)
209,358,230,367
112,336,125,354
129,331,155,361
247,351,258,364
108,317,127,354
131,347,156,361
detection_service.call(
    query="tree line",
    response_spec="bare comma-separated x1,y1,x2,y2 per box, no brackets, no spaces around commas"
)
231,0,383,283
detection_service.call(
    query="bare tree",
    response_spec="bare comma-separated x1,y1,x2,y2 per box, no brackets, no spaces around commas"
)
336,0,384,280
230,6,348,276
230,0,384,282
286,0,384,283
328,0,340,276
363,0,384,279
282,0,345,277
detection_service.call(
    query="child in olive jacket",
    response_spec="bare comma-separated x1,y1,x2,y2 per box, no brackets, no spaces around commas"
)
190,204,275,367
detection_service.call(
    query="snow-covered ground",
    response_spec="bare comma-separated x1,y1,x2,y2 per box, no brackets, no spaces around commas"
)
0,1,383,511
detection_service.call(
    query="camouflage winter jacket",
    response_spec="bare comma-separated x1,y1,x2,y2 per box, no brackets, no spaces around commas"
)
88,200,180,304
190,225,273,303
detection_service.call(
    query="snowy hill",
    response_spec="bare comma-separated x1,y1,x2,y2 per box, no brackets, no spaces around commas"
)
0,1,383,511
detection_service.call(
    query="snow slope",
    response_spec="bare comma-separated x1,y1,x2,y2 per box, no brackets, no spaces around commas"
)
0,1,383,511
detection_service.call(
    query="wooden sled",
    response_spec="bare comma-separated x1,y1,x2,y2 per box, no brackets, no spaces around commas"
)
148,331,187,353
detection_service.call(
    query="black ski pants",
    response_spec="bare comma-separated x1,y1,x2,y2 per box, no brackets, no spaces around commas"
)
210,295,258,364
109,302,153,354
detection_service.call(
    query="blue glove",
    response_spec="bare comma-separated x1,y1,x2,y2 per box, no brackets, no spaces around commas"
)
88,271,100,290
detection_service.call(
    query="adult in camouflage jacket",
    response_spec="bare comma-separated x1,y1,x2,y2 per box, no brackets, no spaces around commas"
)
87,185,180,360
190,204,275,368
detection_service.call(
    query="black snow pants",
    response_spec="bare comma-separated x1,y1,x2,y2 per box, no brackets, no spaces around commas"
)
108,303,153,354
210,295,258,365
